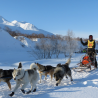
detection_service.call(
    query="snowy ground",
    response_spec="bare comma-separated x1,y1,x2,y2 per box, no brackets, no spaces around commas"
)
1,18,98,98
0,53,98,98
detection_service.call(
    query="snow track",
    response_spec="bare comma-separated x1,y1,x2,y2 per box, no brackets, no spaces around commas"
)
0,54,98,98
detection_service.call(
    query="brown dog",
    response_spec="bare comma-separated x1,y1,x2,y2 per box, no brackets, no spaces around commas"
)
35,63,55,83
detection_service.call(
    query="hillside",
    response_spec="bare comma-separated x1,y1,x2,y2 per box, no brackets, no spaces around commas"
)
0,29,26,52
0,29,34,63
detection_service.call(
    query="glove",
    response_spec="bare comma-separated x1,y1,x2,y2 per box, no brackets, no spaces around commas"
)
80,38,82,41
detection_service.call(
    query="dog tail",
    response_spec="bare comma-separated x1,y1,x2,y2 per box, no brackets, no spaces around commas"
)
30,63,38,71
66,58,71,66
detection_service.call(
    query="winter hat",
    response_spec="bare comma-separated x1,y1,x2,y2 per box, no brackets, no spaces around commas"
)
89,35,93,40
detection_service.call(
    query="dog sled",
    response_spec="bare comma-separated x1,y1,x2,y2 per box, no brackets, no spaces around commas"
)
73,53,97,72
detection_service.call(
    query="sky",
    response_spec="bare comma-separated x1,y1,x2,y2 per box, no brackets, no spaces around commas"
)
0,0,98,39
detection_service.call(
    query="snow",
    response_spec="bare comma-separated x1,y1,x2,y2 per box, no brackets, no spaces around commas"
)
0,28,98,98
12,20,38,31
0,29,26,52
0,53,98,98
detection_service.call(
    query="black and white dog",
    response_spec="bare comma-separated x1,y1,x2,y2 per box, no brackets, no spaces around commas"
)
54,58,73,86
9,63,39,97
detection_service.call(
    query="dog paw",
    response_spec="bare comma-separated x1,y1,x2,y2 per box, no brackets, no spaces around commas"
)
33,88,36,92
9,92,14,97
21,89,25,94
56,83,58,86
26,90,31,94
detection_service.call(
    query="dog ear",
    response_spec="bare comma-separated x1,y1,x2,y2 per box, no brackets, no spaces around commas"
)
35,63,39,65
57,63,61,67
18,62,22,68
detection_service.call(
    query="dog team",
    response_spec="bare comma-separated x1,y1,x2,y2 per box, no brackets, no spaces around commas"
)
0,57,73,97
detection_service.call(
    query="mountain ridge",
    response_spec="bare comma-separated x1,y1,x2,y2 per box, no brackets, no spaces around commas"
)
0,15,53,36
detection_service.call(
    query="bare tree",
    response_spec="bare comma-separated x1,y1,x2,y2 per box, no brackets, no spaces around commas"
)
31,30,79,59
34,38,51,59
4,26,12,32
65,30,78,56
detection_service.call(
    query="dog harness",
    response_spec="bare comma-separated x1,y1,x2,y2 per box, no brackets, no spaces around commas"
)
42,66,53,72
0,76,12,79
18,71,26,80
87,40,94,48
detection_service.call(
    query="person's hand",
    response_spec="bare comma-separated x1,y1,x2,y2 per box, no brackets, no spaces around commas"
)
80,38,82,41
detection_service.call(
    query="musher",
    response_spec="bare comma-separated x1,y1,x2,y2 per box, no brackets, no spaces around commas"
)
80,35,97,68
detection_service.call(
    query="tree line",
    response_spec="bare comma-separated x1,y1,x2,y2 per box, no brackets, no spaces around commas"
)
4,26,55,38
31,30,79,59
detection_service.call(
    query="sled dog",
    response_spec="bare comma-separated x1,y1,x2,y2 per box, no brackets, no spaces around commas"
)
9,63,39,97
54,58,73,86
35,63,55,83
0,62,23,90
0,69,13,90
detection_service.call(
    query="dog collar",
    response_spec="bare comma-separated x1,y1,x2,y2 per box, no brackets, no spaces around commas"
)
18,71,26,81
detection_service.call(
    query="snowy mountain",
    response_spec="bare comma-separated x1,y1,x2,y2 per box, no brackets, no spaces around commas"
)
0,15,53,36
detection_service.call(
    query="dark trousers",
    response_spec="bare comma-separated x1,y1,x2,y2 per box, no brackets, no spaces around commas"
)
87,49,97,68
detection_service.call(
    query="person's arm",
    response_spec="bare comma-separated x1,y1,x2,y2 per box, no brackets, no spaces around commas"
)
80,38,88,46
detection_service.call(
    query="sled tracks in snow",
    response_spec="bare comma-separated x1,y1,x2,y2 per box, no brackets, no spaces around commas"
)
72,66,97,72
